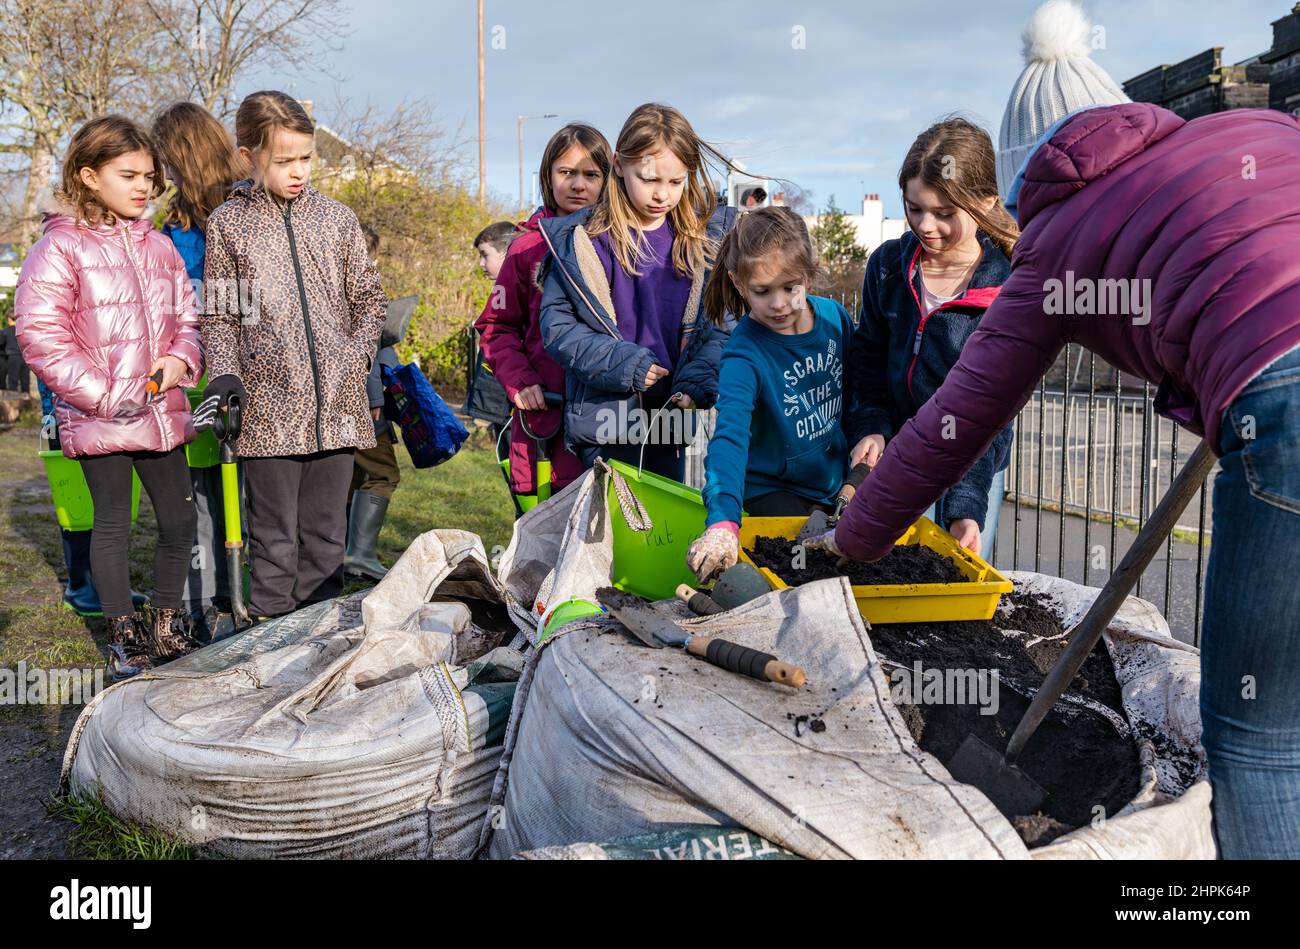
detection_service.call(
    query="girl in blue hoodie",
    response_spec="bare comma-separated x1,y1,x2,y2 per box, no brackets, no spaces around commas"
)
539,102,737,481
686,207,855,581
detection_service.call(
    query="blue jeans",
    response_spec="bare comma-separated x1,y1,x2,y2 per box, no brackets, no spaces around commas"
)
1201,346,1300,859
924,467,1005,562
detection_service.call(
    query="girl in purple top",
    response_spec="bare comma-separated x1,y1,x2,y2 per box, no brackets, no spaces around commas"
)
539,103,738,481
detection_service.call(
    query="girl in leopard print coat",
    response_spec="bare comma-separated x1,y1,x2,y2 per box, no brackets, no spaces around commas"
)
200,91,387,619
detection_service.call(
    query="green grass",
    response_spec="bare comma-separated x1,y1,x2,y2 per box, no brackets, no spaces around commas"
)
3,423,518,858
377,427,517,566
46,791,195,860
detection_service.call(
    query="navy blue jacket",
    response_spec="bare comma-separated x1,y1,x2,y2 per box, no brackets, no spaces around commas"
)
846,230,1013,528
538,204,738,452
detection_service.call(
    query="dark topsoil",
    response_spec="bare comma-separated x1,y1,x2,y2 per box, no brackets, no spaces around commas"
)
747,535,968,586
869,591,1140,847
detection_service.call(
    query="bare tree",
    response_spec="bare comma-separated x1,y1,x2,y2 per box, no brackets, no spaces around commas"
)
143,0,350,118
0,0,173,243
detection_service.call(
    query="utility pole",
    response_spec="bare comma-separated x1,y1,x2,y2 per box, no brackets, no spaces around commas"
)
477,0,485,209
518,113,557,215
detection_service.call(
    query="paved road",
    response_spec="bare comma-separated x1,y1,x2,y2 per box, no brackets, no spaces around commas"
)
987,501,1209,646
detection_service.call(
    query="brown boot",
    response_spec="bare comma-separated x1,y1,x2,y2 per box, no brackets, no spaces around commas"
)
107,614,153,680
150,606,200,661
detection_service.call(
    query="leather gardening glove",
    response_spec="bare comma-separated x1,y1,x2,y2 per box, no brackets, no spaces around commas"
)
687,523,740,583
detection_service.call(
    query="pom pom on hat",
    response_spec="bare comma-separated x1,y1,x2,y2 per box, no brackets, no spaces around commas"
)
1022,0,1094,62
997,0,1129,201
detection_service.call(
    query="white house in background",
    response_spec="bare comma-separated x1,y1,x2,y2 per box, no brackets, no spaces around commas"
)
803,194,908,256
0,243,19,292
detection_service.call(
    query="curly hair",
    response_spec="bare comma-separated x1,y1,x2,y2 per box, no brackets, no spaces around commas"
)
57,115,166,226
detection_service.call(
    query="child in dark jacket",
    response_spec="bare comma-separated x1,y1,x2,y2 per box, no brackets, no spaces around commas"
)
686,207,856,581
475,123,612,503
539,103,738,481
845,118,1017,559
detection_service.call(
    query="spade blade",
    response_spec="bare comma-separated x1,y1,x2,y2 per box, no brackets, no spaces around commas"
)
947,734,1048,818
795,508,831,544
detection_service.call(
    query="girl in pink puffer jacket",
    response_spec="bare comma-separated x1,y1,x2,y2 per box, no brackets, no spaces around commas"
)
16,116,203,679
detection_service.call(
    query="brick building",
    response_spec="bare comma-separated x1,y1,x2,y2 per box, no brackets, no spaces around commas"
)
1122,3,1300,118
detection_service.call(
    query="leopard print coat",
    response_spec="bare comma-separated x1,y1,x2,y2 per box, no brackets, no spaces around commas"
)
202,181,386,457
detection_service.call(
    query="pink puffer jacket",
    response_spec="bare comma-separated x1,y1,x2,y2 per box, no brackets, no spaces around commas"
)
16,204,202,458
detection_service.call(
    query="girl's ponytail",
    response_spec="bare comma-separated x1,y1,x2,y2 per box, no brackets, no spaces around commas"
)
702,225,747,325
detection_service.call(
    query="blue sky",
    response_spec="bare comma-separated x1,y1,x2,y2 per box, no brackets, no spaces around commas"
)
253,0,1290,217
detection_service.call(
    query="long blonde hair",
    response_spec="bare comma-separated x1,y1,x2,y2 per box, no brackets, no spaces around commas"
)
152,102,246,231
587,103,735,278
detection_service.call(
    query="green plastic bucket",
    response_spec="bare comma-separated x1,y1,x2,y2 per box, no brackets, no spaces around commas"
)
540,598,604,643
39,450,141,531
185,387,219,469
605,459,712,601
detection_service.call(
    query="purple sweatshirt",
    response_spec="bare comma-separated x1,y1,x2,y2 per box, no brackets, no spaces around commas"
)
593,219,692,406
837,102,1300,560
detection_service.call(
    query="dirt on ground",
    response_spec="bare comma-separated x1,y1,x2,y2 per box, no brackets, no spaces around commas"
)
0,422,101,858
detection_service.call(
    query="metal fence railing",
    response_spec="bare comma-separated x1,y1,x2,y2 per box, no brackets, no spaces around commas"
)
1000,348,1213,645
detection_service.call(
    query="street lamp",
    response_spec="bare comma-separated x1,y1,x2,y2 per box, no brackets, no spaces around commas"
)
518,113,558,214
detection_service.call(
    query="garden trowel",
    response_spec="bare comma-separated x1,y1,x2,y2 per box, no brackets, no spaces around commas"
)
597,589,806,688
795,461,873,543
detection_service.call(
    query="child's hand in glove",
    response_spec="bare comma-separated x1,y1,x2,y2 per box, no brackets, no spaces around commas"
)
686,523,740,582
202,374,246,411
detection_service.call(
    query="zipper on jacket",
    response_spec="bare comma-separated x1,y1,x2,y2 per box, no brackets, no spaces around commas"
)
538,224,621,340
282,200,325,452
121,223,170,450
902,245,997,398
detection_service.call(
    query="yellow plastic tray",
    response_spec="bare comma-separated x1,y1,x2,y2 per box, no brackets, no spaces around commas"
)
737,515,1013,624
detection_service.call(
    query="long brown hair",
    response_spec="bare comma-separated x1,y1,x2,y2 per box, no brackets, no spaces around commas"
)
539,123,612,213
57,116,166,226
898,117,1019,259
587,103,736,278
703,207,820,325
152,101,246,231
233,90,315,184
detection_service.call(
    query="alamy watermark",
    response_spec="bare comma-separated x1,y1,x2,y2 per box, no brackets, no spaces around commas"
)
0,662,105,705
1042,271,1151,326
889,662,1000,716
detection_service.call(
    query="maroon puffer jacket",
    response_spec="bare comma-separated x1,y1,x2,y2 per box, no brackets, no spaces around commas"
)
837,103,1300,560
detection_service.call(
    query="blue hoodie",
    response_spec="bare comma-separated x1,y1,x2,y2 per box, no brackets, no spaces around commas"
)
703,295,855,526
538,204,739,453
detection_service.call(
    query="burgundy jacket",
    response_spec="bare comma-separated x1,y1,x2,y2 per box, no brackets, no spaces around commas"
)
474,207,582,493
837,103,1300,559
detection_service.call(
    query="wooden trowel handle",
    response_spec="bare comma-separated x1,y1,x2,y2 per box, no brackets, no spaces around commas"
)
676,583,723,615
686,636,807,688
837,461,873,505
